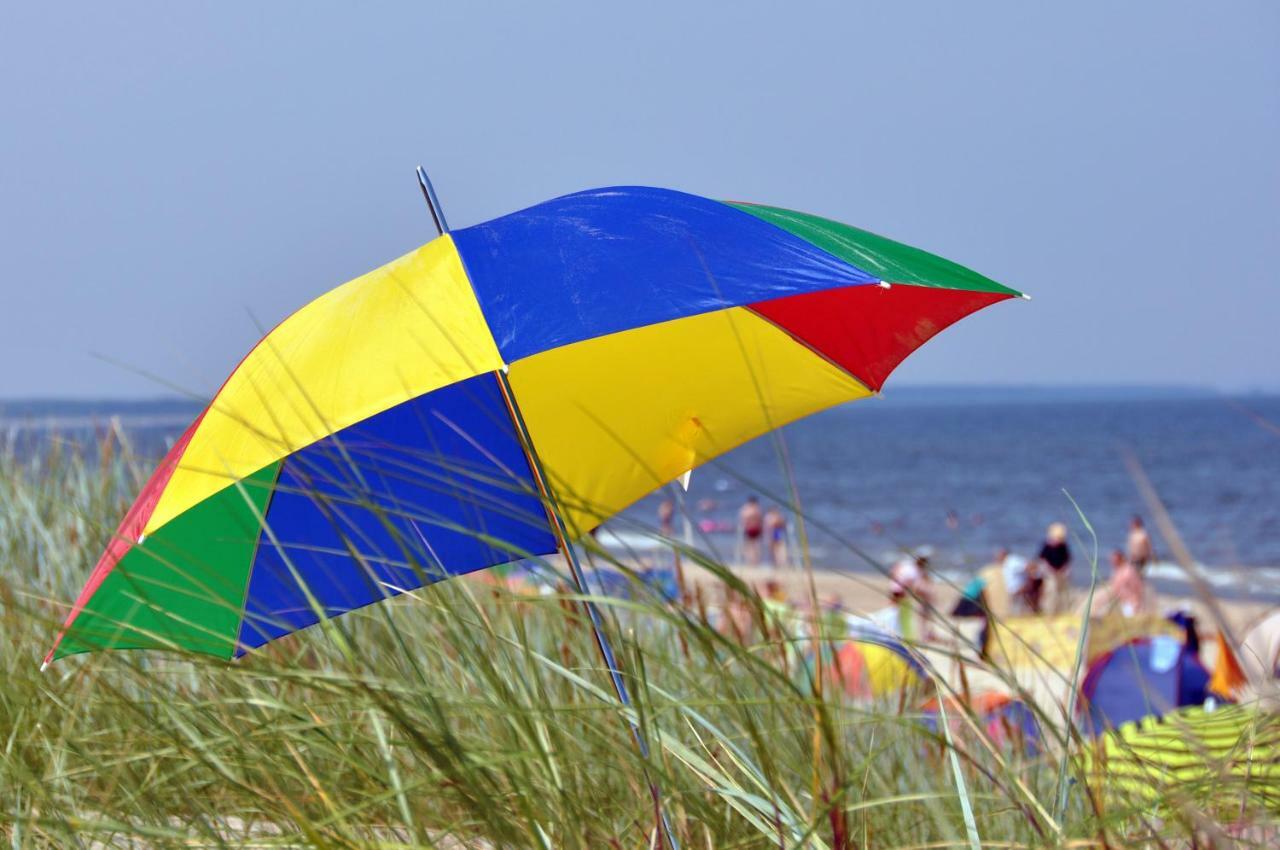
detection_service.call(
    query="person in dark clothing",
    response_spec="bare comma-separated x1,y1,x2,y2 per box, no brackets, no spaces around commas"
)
1038,522,1072,613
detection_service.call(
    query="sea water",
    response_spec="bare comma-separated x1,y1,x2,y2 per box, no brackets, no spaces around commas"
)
616,390,1280,601
5,390,1279,600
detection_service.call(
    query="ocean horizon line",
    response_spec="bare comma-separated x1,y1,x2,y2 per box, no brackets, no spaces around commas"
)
4,382,1272,417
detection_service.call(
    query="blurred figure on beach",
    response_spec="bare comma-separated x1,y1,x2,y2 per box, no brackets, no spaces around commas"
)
1038,522,1072,613
738,495,763,565
1004,554,1044,615
655,499,675,537
872,554,937,640
1240,610,1280,685
764,505,788,568
758,578,791,636
953,549,1042,620
1087,549,1155,617
1126,514,1154,567
657,498,675,538
657,497,677,569
717,586,755,643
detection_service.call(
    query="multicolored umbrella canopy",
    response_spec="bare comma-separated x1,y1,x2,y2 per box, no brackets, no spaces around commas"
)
47,186,1022,663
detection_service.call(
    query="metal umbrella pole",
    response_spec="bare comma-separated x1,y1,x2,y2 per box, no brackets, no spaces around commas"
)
415,167,681,849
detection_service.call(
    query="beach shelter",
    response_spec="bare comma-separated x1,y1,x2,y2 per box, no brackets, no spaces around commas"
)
833,628,926,698
921,692,1042,754
1078,635,1212,736
47,184,1022,664
1208,629,1249,699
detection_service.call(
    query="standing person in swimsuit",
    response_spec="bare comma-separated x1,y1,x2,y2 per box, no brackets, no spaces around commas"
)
1126,515,1154,568
739,496,764,565
764,505,788,568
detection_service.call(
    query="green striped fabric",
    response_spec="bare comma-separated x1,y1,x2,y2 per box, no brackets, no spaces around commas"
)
1085,704,1280,813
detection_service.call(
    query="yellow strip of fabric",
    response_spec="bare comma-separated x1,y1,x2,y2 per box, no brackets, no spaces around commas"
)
507,307,871,537
146,236,503,535
1087,707,1280,801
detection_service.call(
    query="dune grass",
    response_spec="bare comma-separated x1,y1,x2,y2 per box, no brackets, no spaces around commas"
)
2,429,1277,848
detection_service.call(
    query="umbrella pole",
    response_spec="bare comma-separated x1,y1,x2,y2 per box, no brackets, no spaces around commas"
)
496,369,681,850
414,168,679,849
415,166,448,236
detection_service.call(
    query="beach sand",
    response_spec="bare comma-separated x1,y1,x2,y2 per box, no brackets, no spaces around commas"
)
684,562,1276,634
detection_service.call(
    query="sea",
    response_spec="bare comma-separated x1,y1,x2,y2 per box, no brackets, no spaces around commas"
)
5,388,1279,601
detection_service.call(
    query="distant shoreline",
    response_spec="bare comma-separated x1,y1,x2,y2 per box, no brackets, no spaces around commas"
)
4,384,1275,423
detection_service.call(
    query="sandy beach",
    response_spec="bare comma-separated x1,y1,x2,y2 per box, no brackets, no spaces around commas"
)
668,561,1278,719
682,562,1277,635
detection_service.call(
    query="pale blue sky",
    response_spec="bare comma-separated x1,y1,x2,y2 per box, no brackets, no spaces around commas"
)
2,2,1277,397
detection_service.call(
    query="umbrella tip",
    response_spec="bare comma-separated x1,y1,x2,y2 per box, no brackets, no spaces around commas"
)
39,660,49,673
1020,292,1032,301
878,281,892,289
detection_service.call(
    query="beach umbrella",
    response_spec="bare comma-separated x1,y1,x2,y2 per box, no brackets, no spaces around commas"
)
47,184,1022,664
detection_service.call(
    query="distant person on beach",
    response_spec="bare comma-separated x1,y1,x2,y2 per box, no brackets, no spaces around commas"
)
1240,610,1280,684
658,498,675,538
1087,549,1155,618
764,506,788,568
1126,515,1154,568
738,496,764,565
1038,522,1072,613
717,586,755,643
953,550,1042,620
658,497,677,568
1008,555,1044,615
880,555,937,640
